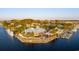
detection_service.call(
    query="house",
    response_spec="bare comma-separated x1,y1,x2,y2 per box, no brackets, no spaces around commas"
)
24,27,46,37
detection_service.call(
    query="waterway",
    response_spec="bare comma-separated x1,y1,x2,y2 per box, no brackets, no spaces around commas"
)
0,26,79,51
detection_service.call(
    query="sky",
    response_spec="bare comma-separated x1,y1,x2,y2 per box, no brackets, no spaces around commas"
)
0,8,79,20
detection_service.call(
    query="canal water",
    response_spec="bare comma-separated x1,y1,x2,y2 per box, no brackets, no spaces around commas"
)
0,26,79,51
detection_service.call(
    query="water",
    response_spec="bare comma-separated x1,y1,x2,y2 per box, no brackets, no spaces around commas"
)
0,26,79,51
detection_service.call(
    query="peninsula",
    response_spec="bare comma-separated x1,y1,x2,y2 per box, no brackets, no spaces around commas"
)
0,19,79,43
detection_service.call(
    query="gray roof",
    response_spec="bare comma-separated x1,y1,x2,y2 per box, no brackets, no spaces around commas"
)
25,28,46,33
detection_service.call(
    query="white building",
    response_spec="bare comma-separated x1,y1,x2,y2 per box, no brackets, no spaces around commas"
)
24,27,46,36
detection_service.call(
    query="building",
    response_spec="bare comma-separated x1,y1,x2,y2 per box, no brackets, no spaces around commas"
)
24,27,46,36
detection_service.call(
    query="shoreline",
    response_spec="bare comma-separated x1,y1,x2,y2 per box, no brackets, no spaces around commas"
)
5,29,14,38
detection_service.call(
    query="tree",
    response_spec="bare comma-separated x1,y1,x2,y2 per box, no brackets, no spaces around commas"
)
1,21,9,28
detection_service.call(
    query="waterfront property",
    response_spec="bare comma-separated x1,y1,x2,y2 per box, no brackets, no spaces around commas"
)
0,19,79,43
